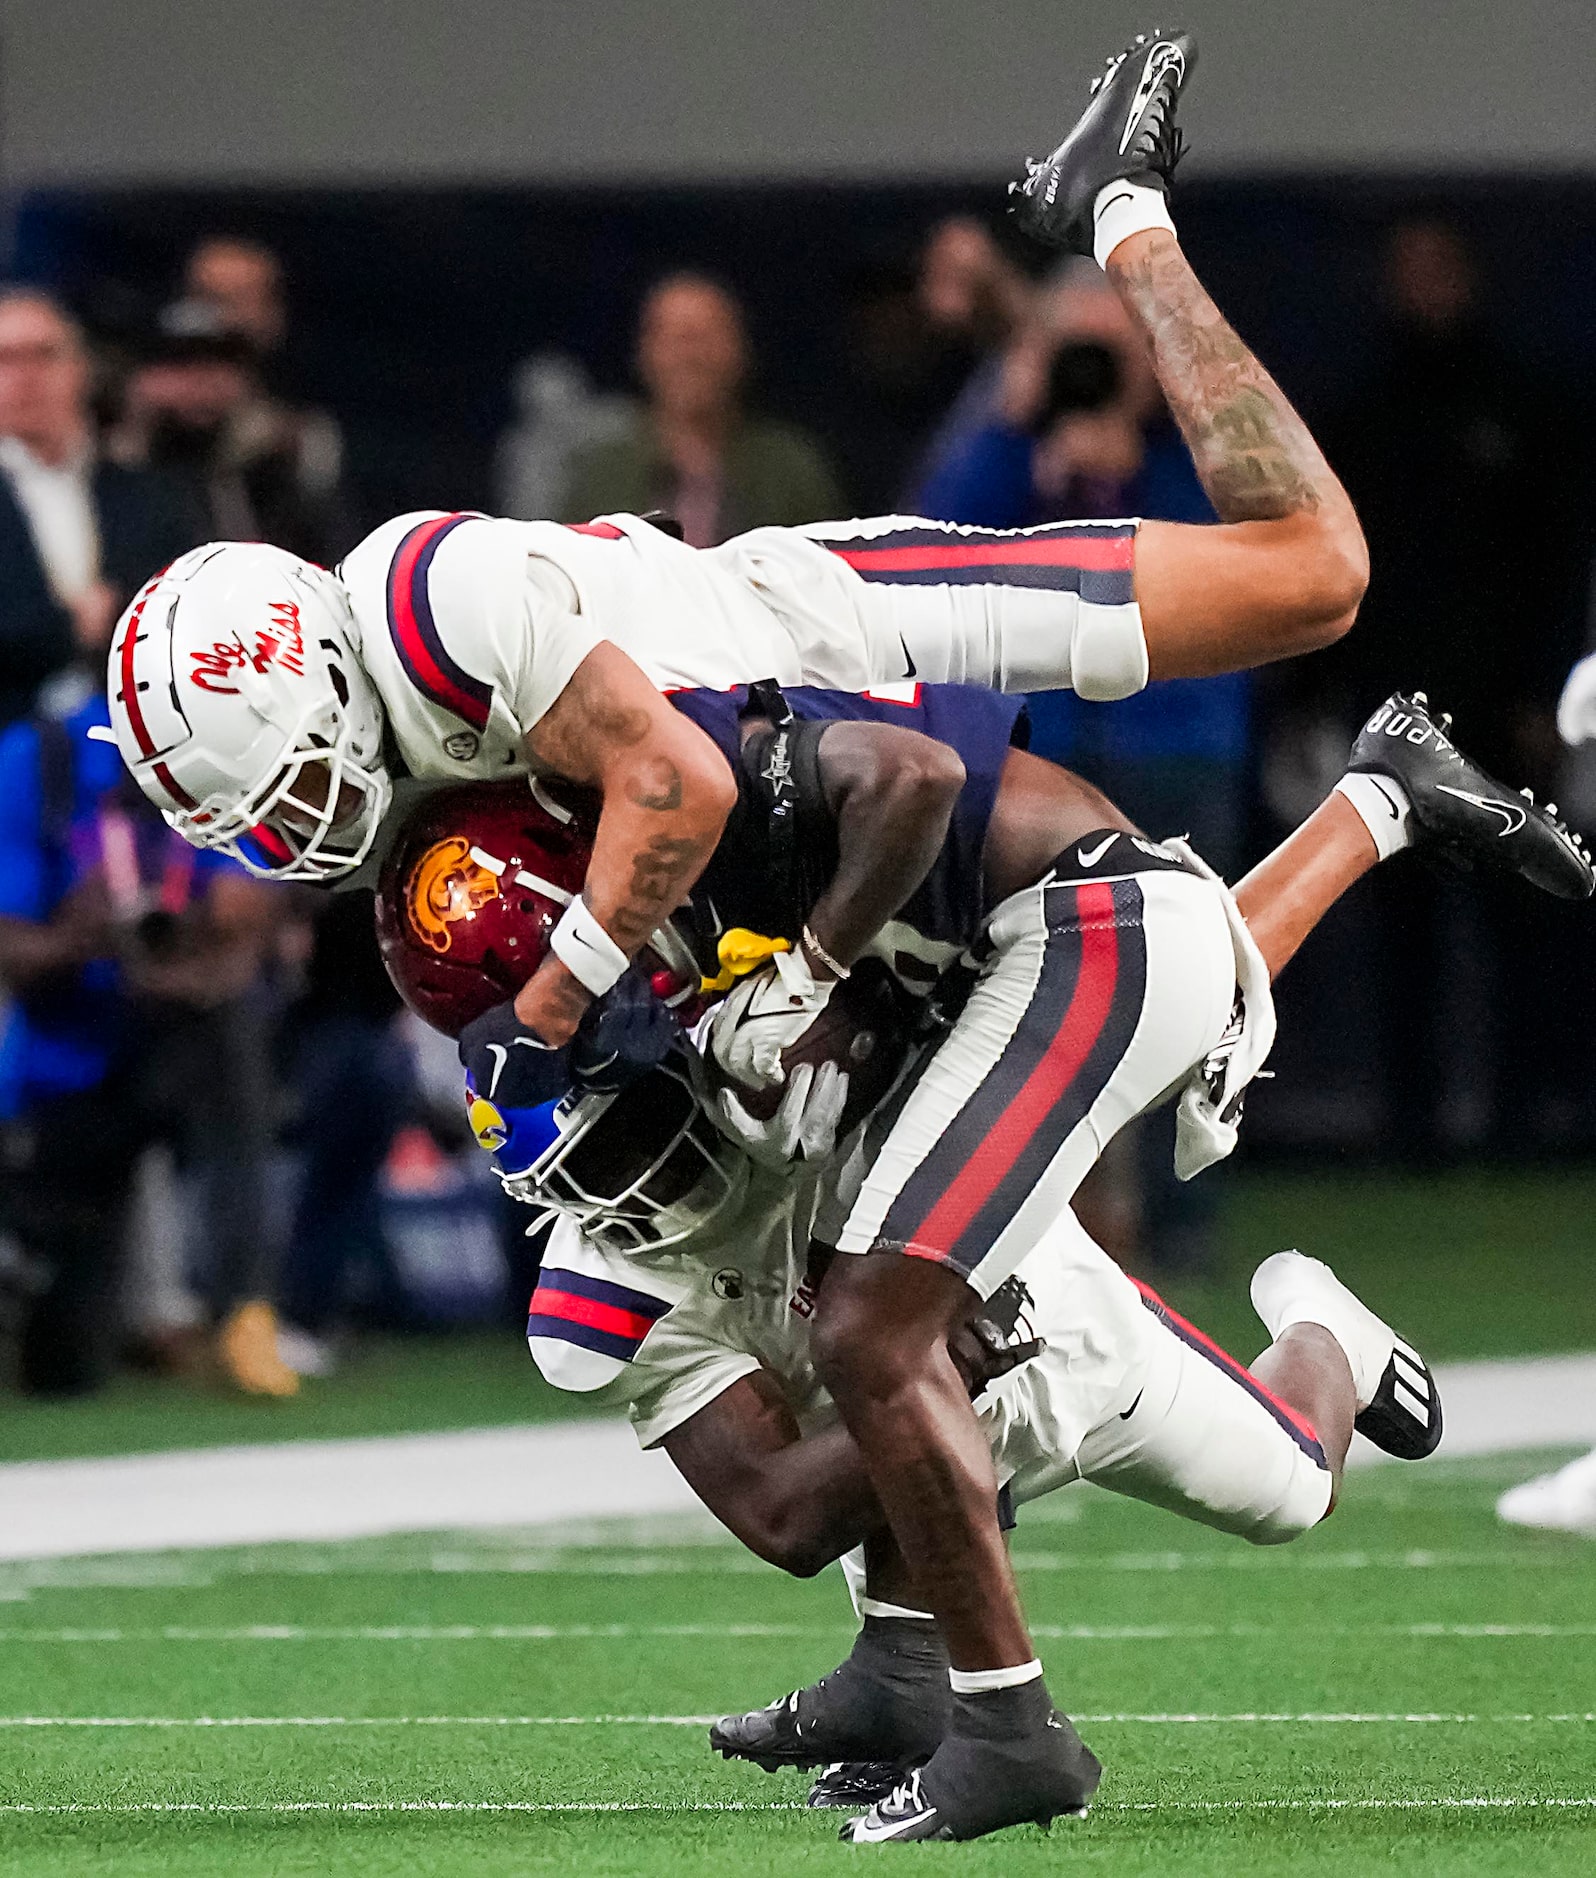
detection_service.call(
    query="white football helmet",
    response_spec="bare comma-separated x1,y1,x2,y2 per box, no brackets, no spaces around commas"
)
107,542,391,880
489,1052,750,1254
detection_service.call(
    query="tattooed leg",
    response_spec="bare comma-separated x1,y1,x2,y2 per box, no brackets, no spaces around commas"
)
1105,230,1368,677
1107,230,1344,524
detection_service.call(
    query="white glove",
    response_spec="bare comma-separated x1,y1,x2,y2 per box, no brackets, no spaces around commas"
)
1557,652,1596,747
708,947,836,1090
716,1060,850,1169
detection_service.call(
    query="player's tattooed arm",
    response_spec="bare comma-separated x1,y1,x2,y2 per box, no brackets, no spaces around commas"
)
515,643,736,1041
1107,230,1369,675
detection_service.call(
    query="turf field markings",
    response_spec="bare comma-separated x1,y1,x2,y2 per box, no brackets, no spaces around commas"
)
7,1620,1596,1643
3,1797,1594,1816
0,1623,850,1644
3,1713,1592,1728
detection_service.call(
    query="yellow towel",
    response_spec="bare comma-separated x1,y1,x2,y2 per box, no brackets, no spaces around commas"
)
699,928,791,994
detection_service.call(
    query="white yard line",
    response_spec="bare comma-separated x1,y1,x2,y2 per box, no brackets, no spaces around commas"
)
3,1352,1594,1561
3,1620,1594,1644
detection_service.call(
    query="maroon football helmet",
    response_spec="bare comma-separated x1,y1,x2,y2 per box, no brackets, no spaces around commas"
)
374,781,597,1037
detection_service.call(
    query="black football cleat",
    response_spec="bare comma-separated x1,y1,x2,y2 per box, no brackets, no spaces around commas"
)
1356,1334,1444,1461
710,1617,949,1775
808,1760,918,1809
841,1683,1101,1844
1350,691,1594,900
1010,28,1196,255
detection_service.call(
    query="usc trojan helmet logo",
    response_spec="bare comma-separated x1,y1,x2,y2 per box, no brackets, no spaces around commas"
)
404,836,502,955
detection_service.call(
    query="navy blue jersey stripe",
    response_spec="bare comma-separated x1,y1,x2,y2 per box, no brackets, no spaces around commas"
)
533,1266,672,1322
386,513,494,732
526,1314,645,1363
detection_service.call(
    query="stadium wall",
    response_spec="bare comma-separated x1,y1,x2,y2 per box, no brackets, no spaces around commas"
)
3,0,1594,188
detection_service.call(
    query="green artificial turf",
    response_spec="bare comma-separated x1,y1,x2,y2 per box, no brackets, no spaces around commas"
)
5,1168,1595,1466
1,1452,1593,1876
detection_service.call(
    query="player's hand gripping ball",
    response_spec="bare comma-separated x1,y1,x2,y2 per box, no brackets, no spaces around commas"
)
708,945,836,1090
708,957,912,1161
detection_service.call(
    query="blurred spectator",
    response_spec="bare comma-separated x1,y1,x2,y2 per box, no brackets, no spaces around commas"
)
831,217,1033,510
495,351,635,521
273,892,416,1378
1291,219,1596,1154
184,237,288,363
114,296,354,564
911,259,1248,1271
0,289,203,728
559,273,841,546
1317,218,1590,780
0,690,288,1396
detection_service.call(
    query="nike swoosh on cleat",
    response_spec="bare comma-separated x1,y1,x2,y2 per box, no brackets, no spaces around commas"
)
846,1807,941,1843
1119,41,1186,154
1076,834,1119,868
1434,783,1528,836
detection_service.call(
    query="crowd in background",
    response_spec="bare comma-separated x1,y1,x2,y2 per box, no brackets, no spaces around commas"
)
1,206,1592,1401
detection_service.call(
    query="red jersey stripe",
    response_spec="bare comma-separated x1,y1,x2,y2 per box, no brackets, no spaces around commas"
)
387,516,492,732
528,1285,656,1347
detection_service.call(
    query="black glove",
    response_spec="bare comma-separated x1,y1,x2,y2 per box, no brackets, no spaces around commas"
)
570,967,681,1094
459,971,681,1111
458,1001,573,1111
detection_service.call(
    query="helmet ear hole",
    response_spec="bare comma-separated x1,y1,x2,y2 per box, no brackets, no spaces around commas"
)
328,665,350,707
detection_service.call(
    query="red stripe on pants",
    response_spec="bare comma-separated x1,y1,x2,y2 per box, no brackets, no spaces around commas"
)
907,881,1122,1259
1132,1278,1324,1454
833,537,1134,574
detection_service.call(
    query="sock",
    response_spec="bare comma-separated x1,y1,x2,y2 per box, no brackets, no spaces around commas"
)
1250,1249,1394,1410
1334,771,1413,862
948,1658,1043,1695
858,1594,935,1621
1093,179,1177,270
800,1615,950,1762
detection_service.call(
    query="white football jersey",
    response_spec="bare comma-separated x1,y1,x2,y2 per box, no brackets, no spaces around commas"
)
339,510,833,784
336,507,1144,785
527,1165,1154,1502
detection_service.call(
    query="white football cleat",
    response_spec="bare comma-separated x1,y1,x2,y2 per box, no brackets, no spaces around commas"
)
1251,1250,1442,1460
1497,1449,1596,1535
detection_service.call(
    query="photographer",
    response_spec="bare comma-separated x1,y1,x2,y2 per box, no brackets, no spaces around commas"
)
0,688,285,1395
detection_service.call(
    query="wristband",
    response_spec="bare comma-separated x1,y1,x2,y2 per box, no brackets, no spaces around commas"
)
549,898,629,998
1092,178,1177,271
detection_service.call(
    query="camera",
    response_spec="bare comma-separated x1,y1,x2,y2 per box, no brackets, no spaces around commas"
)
1031,340,1122,434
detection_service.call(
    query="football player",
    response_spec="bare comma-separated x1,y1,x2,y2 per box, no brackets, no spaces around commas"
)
108,26,1369,1108
377,671,1587,1839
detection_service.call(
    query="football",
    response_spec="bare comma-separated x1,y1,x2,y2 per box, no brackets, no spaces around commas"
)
711,956,914,1136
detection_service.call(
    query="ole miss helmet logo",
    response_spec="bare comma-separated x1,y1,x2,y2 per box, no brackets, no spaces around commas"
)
190,602,308,695
404,835,502,955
